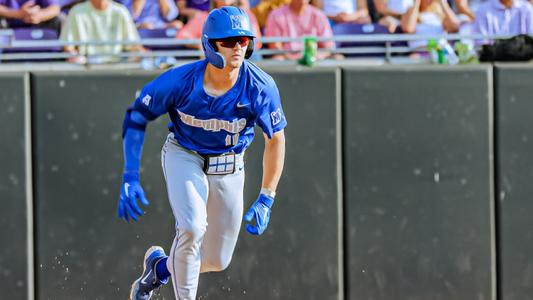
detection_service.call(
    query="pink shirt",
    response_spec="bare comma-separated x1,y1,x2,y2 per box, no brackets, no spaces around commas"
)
177,9,263,48
176,11,207,41
264,4,334,58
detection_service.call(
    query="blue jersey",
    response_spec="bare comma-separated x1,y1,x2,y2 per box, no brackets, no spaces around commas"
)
132,59,287,155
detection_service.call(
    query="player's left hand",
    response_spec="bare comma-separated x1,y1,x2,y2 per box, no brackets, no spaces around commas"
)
117,173,150,222
244,193,274,235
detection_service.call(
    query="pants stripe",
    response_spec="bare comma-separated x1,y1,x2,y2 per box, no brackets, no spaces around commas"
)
172,229,181,300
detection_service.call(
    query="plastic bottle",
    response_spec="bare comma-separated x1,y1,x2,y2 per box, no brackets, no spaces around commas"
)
298,36,318,67
427,39,439,64
439,39,458,65
454,41,479,64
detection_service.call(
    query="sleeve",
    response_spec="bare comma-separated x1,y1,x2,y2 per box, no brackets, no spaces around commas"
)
59,12,79,42
255,81,287,139
132,71,176,121
121,7,141,42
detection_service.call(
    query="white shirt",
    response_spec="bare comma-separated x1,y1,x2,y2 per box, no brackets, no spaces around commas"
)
323,0,356,16
387,0,414,14
60,1,140,61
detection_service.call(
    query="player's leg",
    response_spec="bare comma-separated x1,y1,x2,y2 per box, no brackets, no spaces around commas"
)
200,155,245,273
162,134,209,299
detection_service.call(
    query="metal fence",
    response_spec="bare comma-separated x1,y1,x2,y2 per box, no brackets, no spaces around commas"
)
0,30,516,64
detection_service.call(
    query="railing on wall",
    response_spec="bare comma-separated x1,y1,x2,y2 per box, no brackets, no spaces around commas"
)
0,32,516,64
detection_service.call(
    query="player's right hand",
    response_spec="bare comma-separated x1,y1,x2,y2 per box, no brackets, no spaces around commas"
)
117,173,150,222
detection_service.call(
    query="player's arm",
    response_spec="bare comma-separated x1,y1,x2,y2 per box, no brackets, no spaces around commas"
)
118,73,174,222
118,110,150,222
244,82,287,235
244,129,286,235
261,130,285,193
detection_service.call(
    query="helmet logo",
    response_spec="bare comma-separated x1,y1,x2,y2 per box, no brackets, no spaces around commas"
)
230,15,249,30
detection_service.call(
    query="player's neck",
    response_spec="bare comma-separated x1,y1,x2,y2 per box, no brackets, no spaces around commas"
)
289,2,306,14
204,64,240,96
90,0,109,10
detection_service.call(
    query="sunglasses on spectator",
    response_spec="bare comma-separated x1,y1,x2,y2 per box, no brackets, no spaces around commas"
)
217,36,251,48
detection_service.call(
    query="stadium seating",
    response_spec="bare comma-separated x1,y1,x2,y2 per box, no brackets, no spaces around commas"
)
332,23,402,57
138,28,184,50
2,28,61,53
0,31,11,55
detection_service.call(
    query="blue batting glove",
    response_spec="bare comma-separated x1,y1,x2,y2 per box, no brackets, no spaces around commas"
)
117,172,150,222
244,193,274,235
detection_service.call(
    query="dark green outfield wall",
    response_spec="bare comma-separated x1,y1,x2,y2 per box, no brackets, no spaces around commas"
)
344,66,493,300
0,73,29,300
3,64,533,300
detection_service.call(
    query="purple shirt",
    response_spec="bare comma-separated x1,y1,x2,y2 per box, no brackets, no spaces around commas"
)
122,0,178,28
474,0,533,35
0,0,59,27
185,0,209,11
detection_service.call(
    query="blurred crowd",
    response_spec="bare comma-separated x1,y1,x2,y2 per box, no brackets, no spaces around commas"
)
1,0,533,62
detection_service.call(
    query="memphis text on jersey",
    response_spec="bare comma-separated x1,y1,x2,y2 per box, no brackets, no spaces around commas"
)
178,109,247,134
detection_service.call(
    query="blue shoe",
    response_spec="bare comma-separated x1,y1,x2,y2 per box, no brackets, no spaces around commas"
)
129,246,169,300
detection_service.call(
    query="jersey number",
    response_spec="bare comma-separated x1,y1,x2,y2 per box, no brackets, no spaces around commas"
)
225,134,239,146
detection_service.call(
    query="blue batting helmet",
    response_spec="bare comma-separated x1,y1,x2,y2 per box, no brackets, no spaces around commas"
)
202,6,255,69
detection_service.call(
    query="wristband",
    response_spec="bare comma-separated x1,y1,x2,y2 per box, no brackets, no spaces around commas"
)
260,187,276,198
123,171,140,182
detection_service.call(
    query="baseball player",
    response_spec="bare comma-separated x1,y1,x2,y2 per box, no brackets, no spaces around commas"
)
117,6,287,300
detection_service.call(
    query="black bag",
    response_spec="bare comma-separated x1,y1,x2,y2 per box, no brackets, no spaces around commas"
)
479,34,533,62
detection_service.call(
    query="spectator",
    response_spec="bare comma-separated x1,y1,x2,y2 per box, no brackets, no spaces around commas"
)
0,0,61,32
449,0,487,35
176,0,262,50
473,0,533,35
373,0,413,32
453,0,478,21
121,0,181,29
60,0,143,63
315,0,371,25
251,0,289,28
400,0,460,34
177,0,249,21
176,0,209,20
264,0,337,60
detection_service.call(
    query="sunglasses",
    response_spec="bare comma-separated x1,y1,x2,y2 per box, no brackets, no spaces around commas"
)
217,36,251,48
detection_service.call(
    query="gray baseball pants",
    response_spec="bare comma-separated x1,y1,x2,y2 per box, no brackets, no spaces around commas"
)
161,133,245,299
